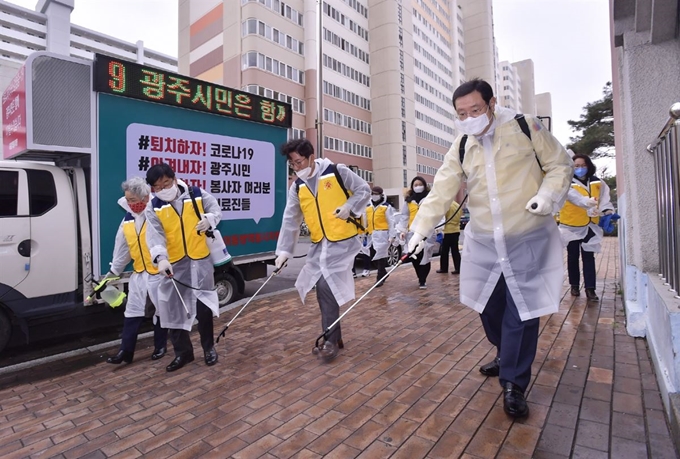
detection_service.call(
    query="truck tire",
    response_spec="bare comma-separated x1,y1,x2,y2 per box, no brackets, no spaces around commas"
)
215,272,239,306
387,244,402,267
0,309,11,354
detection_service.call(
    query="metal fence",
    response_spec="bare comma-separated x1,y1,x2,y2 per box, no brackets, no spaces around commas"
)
647,102,680,297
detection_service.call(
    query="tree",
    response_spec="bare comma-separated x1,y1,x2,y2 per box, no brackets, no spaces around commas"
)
567,82,614,158
603,175,617,209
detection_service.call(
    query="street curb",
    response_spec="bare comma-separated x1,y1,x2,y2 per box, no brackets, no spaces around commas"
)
0,287,299,377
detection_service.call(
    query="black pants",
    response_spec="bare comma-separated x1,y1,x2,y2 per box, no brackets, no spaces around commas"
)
120,317,168,353
439,232,461,272
169,300,214,358
480,275,539,393
368,246,388,280
316,275,341,344
411,251,431,284
567,228,596,289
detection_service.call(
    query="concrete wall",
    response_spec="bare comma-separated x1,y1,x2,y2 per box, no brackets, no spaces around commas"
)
610,0,680,445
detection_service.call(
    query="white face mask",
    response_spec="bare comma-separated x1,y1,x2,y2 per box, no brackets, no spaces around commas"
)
295,167,312,180
155,184,178,202
413,185,425,193
371,195,382,202
454,107,492,136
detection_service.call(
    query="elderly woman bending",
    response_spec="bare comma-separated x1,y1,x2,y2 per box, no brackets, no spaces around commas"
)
105,177,168,364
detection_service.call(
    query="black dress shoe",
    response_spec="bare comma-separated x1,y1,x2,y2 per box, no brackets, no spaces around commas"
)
318,341,339,362
451,271,460,275
570,286,580,296
479,357,500,377
166,354,194,372
503,382,529,418
585,288,599,301
107,350,133,364
204,347,218,366
436,269,447,273
151,347,166,360
337,339,344,349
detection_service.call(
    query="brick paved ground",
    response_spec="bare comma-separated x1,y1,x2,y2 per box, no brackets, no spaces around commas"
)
0,237,677,458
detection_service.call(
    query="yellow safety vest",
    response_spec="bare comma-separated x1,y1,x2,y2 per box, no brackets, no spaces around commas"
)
297,164,357,243
367,204,389,233
151,187,210,263
122,216,159,274
444,202,461,234
560,180,601,227
408,201,419,228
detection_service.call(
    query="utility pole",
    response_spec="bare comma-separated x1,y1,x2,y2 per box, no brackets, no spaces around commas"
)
316,0,324,158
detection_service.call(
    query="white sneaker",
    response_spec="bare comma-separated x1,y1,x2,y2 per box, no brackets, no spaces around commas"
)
361,269,370,277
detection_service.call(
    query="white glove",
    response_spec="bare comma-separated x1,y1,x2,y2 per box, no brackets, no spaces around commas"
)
407,232,427,257
196,215,211,232
334,204,351,220
158,259,173,277
583,197,598,208
274,255,288,270
525,195,552,216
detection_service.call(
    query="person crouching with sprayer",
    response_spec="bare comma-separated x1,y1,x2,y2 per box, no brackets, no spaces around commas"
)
103,177,168,365
145,163,235,372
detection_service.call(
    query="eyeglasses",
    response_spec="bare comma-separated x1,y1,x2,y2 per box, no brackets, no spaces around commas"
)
152,179,175,192
456,105,489,121
290,157,309,170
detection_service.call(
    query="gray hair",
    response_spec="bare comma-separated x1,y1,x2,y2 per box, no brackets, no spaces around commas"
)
121,177,151,198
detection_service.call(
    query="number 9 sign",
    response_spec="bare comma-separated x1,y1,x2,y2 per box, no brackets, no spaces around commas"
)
108,61,126,93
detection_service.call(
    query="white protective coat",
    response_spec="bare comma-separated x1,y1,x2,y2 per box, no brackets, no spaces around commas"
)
109,197,154,318
410,106,573,321
368,198,397,261
396,198,438,265
145,180,221,331
559,177,615,253
276,158,371,306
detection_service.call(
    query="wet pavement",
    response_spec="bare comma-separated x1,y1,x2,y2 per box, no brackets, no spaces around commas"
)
0,237,677,458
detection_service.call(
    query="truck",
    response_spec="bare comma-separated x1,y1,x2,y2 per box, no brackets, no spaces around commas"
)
0,52,290,354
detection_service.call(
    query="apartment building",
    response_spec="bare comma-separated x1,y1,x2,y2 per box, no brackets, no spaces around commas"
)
535,92,553,130
497,60,522,112
0,0,177,157
512,58,536,116
0,0,177,93
457,0,496,89
180,0,473,192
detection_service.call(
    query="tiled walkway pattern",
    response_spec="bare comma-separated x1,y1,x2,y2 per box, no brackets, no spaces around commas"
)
0,238,677,458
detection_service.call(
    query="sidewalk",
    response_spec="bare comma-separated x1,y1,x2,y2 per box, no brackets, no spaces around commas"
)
0,237,677,458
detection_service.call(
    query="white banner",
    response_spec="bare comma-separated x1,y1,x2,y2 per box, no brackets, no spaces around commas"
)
126,123,275,223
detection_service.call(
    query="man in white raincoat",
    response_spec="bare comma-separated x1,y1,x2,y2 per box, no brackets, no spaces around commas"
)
366,186,396,287
408,79,573,418
145,163,221,372
274,139,370,362
105,177,168,364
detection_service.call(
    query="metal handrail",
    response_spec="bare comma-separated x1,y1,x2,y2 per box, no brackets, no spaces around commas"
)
648,103,680,297
647,103,680,152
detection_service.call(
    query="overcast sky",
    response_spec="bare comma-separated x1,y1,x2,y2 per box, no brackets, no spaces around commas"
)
10,0,613,169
